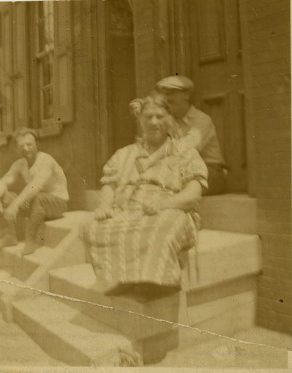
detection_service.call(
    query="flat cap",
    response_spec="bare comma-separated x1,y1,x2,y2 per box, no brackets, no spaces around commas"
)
155,75,194,92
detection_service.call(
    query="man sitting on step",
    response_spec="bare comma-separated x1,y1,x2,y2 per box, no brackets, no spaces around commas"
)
153,75,228,195
0,127,69,255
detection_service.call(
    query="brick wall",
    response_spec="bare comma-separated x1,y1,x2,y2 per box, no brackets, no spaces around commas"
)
244,0,291,332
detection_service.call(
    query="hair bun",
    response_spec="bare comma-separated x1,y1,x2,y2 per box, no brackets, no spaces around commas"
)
129,98,144,117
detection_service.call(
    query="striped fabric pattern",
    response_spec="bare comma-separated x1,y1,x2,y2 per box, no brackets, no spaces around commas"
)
82,140,207,292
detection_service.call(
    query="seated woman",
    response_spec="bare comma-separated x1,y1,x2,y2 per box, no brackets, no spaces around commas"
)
81,95,208,299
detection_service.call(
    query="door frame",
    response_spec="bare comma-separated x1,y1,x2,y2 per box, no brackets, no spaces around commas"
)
91,0,113,182
238,0,257,196
174,0,257,196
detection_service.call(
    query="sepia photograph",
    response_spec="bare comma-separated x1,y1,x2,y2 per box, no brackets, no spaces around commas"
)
0,0,291,370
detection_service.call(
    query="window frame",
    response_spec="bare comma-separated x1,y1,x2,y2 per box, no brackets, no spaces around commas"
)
0,4,14,144
30,2,57,134
0,1,74,143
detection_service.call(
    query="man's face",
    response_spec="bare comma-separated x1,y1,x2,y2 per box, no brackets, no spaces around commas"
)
163,90,190,119
140,104,170,147
16,134,38,163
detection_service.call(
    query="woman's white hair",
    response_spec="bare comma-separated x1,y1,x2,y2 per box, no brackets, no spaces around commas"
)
130,95,176,140
129,95,171,118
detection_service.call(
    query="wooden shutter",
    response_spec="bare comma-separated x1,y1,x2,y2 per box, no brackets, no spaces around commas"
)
1,4,13,133
53,1,73,124
132,0,157,96
12,2,29,128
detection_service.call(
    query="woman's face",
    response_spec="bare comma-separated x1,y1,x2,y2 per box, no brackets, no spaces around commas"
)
140,104,170,147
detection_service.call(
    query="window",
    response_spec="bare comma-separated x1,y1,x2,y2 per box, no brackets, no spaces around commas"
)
0,1,73,141
30,1,73,134
0,11,3,133
0,5,13,134
0,3,29,139
35,1,54,122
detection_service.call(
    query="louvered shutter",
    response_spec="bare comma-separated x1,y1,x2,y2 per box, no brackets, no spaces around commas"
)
12,2,29,128
53,1,73,124
1,4,13,133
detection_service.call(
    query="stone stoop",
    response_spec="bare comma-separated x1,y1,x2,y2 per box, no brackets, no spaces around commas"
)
178,275,259,349
45,228,261,364
48,263,180,363
0,212,90,321
84,191,257,234
1,243,54,281
199,194,257,234
0,194,262,366
181,229,261,290
12,294,140,367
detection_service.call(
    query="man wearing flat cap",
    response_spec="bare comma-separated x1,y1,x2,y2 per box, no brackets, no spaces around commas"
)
154,75,227,195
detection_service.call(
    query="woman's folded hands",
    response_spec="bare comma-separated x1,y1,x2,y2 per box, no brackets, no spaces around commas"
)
142,199,160,215
142,198,170,215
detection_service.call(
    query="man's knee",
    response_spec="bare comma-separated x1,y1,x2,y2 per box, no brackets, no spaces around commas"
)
31,193,45,204
30,193,67,220
1,191,17,208
30,193,47,213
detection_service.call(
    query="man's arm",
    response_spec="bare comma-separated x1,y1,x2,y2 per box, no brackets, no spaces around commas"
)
188,118,215,152
9,167,53,210
0,162,21,198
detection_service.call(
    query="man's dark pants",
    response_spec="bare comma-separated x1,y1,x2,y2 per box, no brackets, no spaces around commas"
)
0,192,67,247
203,164,227,196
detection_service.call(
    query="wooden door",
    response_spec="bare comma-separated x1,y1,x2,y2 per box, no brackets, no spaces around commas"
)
92,0,136,182
108,0,136,152
188,0,246,192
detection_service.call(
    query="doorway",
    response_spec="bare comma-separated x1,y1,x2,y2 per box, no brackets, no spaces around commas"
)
188,0,247,192
93,0,136,181
93,0,250,193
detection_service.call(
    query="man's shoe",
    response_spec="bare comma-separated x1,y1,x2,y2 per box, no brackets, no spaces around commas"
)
0,234,18,249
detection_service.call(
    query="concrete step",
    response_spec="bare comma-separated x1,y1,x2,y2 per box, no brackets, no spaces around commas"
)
47,211,92,230
181,229,261,290
0,212,89,322
0,273,25,321
49,227,261,298
1,243,54,281
0,274,23,298
84,191,257,234
155,326,288,368
48,229,261,356
177,275,258,349
200,194,257,234
12,294,140,367
0,269,11,280
49,263,180,364
49,263,180,341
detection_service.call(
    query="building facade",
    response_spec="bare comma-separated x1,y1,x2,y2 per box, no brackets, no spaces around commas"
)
0,0,291,334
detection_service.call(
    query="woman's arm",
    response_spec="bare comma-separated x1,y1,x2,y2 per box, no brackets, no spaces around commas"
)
143,179,202,216
94,184,115,221
98,184,115,208
160,179,202,211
